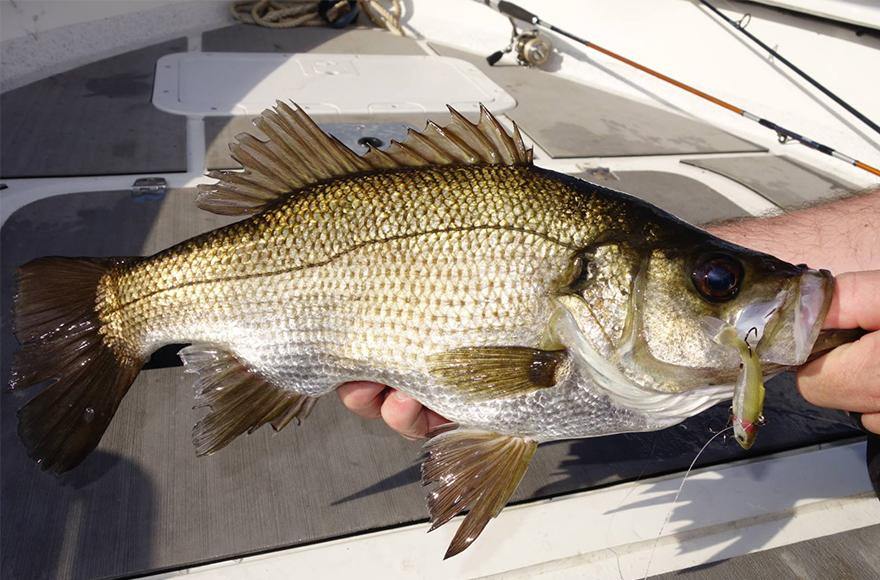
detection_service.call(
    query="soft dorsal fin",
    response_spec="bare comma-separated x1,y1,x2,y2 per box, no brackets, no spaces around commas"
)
196,101,532,216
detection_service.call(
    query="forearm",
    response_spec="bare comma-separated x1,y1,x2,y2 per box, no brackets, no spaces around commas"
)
707,188,880,274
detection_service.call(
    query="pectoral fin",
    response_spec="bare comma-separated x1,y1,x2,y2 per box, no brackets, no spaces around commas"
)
427,346,569,400
421,427,537,558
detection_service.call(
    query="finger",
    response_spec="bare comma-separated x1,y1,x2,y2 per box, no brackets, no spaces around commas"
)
824,271,880,330
862,413,880,435
797,332,880,413
380,390,430,440
337,381,387,419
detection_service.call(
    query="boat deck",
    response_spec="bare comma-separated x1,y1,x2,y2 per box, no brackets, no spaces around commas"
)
0,23,875,580
655,524,880,579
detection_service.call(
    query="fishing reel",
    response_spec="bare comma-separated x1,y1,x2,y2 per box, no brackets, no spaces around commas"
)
486,18,553,67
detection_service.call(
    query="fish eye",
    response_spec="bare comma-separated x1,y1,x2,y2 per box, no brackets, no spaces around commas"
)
691,254,744,302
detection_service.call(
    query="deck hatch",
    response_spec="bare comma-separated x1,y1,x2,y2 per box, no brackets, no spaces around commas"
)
152,53,516,117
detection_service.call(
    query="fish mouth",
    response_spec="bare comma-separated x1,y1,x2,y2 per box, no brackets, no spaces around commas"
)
754,268,834,368
793,269,834,363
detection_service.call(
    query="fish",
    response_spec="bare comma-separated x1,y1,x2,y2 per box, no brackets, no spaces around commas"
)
9,102,847,558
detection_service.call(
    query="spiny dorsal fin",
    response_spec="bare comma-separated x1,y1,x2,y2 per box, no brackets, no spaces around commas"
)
422,427,537,559
180,344,317,456
196,102,532,216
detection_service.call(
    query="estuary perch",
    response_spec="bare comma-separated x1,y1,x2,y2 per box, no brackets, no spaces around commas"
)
11,102,845,558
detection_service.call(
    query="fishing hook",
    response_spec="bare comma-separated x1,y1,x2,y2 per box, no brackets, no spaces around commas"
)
744,326,759,354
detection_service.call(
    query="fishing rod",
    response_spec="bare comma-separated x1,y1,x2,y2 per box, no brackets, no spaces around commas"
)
476,0,880,178
699,0,880,138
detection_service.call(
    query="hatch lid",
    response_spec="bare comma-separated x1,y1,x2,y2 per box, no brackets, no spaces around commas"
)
152,52,516,117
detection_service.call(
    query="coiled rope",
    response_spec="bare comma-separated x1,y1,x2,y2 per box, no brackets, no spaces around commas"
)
231,0,404,35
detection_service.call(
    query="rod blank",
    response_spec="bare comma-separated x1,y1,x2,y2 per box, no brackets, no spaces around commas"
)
478,0,880,178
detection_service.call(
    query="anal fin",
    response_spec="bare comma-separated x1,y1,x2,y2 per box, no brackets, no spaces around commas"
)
421,427,537,559
180,344,317,456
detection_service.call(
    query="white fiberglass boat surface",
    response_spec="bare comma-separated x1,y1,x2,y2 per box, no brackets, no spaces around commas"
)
1,1,878,578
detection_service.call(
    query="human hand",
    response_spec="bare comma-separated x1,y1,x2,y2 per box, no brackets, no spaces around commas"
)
797,271,880,434
337,382,450,440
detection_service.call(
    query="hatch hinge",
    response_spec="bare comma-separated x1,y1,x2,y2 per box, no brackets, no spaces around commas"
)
131,177,168,200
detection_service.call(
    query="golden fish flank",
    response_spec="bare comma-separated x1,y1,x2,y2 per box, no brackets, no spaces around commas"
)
11,102,837,559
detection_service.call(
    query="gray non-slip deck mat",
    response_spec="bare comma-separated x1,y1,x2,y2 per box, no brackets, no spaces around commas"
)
0,38,188,179
683,155,858,208
572,169,750,224
1,190,859,578
430,44,764,159
203,24,426,54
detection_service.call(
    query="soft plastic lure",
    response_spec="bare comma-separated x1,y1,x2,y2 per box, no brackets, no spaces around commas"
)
701,318,766,449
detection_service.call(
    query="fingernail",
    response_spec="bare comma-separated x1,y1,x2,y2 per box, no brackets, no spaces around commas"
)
393,390,411,402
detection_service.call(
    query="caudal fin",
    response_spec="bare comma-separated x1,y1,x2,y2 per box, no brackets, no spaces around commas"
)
10,257,143,473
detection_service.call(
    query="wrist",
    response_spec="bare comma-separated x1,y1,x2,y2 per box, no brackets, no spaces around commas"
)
706,188,880,273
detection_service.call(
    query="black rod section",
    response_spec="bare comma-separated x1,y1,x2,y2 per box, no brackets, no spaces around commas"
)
699,0,880,137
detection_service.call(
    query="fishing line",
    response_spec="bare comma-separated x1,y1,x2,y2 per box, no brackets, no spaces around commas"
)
698,0,880,138
642,425,733,580
476,1,880,178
